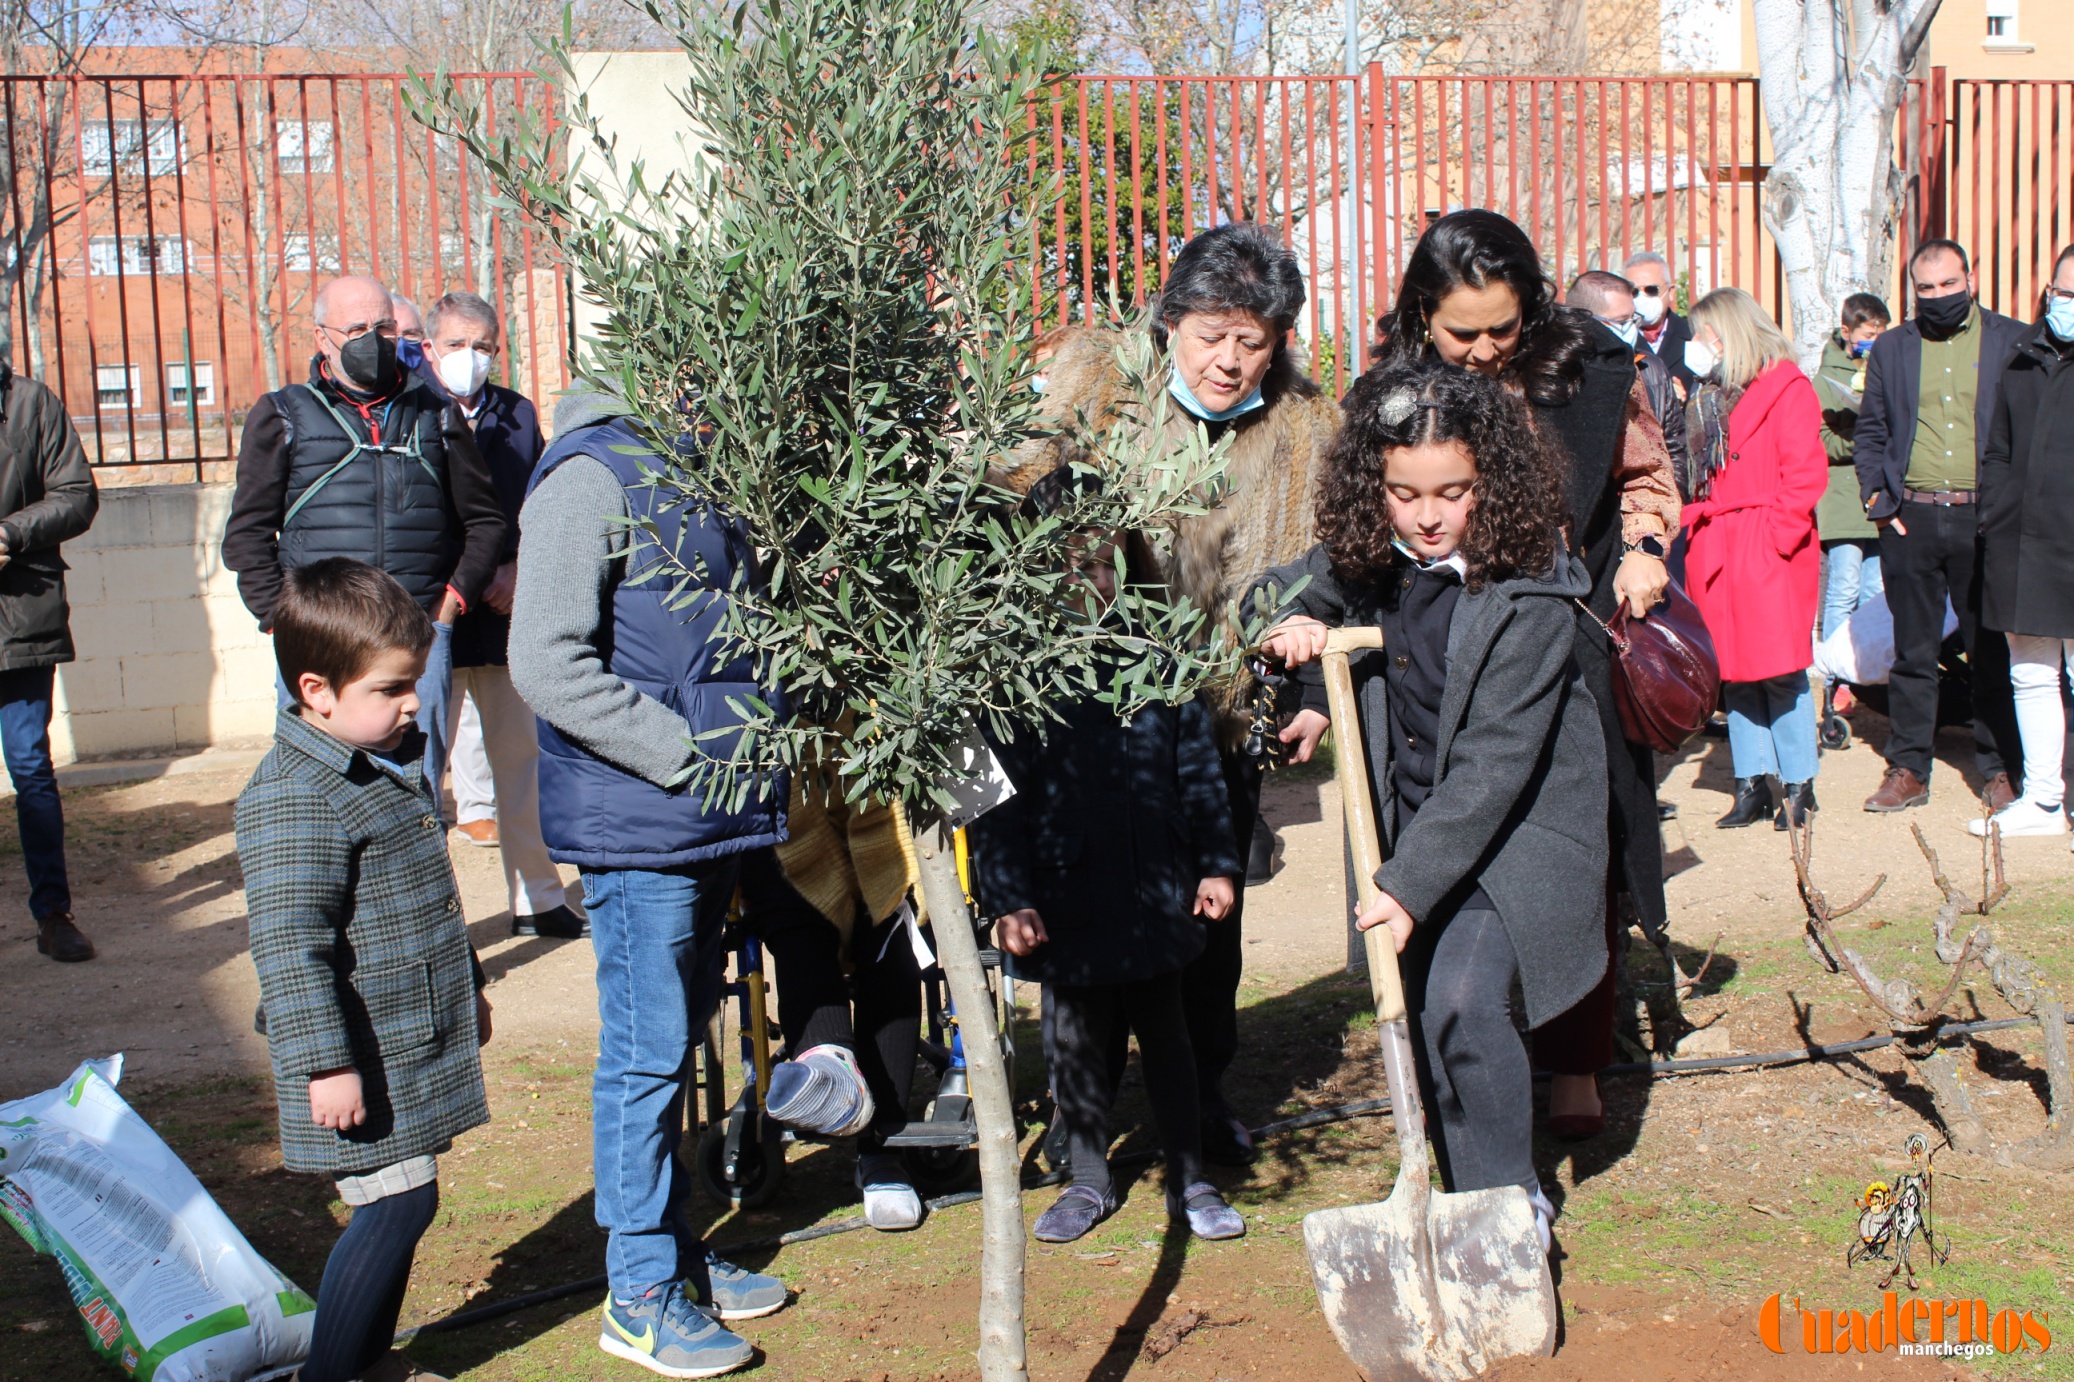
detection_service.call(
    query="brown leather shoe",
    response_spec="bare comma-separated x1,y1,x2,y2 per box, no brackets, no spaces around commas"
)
452,818,500,847
1864,765,1930,813
1984,772,2017,814
36,911,96,962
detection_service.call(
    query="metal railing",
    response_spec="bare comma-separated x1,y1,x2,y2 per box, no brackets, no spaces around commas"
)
5,64,2072,476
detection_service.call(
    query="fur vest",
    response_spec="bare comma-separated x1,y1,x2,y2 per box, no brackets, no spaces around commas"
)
1000,327,1341,740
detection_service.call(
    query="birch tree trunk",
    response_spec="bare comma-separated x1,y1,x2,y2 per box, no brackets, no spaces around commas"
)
1753,0,1943,367
910,813,1030,1382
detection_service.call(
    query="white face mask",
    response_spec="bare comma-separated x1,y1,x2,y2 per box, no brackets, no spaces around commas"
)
1634,291,1667,326
437,346,494,399
1683,337,1720,380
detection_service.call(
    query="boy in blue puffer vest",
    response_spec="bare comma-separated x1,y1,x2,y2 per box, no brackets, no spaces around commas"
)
509,386,790,1379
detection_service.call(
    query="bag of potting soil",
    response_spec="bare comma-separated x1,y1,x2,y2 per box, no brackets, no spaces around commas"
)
0,1055,313,1381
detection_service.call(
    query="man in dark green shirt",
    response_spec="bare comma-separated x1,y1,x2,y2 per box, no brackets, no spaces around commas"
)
1851,240,2026,812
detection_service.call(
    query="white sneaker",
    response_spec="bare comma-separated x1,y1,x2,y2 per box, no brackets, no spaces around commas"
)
1967,799,2068,838
856,1153,922,1231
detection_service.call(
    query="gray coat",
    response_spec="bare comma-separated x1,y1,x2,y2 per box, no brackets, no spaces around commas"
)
1257,544,1609,1026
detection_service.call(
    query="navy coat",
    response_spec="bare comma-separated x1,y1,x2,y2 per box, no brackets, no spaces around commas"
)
432,381,541,668
1852,306,2026,522
970,693,1243,988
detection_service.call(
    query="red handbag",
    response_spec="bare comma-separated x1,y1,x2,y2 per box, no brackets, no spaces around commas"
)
1587,579,1721,754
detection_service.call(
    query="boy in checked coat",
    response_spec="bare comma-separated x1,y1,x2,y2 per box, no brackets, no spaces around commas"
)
237,558,492,1382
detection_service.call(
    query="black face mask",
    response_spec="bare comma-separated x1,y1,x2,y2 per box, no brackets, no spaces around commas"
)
1916,291,1974,341
336,330,401,392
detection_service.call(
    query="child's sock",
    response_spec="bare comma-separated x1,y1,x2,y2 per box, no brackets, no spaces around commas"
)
302,1179,440,1382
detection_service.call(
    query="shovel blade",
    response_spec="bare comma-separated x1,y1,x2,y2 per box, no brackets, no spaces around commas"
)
1303,1183,1556,1382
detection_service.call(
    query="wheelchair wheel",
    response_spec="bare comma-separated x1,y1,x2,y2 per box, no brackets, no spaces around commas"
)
1819,712,1852,752
901,1144,978,1197
694,1110,786,1209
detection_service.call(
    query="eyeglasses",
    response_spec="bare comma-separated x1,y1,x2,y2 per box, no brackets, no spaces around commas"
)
321,319,401,342
1634,284,1665,297
1596,311,1640,329
2048,287,2074,303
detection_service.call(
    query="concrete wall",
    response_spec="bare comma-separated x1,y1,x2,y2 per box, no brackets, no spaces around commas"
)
54,483,274,764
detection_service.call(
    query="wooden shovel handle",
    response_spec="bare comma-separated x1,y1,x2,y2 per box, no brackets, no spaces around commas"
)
1319,628,1408,1025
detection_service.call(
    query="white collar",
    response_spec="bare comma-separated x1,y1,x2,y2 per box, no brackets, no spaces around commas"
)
1391,538,1468,580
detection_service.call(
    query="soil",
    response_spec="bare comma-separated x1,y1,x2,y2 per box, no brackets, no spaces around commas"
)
2,706,2069,1380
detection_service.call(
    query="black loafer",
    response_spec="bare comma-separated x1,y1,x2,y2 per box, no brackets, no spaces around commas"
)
513,904,588,939
37,911,95,963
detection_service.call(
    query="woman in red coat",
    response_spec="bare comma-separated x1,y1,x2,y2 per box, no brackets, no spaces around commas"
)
1682,287,1830,830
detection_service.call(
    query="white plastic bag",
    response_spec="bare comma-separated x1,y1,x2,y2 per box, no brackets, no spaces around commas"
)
0,1056,313,1382
1812,593,1958,686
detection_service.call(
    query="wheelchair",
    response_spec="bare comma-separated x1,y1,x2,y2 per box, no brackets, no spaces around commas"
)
687,828,1020,1208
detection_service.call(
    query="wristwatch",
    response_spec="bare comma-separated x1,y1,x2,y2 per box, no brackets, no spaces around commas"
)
1624,534,1668,560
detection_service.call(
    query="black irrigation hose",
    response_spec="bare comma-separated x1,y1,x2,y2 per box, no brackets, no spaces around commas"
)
399,1009,2074,1342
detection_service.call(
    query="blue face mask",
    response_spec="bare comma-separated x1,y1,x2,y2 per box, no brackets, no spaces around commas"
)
2048,297,2074,343
1847,339,1873,359
1168,369,1266,423
1604,318,1640,350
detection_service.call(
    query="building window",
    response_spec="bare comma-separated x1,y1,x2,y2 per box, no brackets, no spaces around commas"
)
96,364,140,408
275,120,335,174
1986,0,2019,40
80,119,184,177
86,235,187,278
280,234,341,273
167,361,214,407
1988,15,2010,35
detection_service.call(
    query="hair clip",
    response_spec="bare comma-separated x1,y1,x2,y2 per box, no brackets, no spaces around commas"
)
1377,389,1419,427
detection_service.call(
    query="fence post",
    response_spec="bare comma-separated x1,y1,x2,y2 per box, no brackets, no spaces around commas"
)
1922,66,1949,244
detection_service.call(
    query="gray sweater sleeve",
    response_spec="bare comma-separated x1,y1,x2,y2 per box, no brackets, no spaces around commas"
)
508,455,697,788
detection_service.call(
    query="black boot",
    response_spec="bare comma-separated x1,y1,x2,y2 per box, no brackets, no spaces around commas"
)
1774,780,1818,831
1245,817,1276,885
1715,777,1774,829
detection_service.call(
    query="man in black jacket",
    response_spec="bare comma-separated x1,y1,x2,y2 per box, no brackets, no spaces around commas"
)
0,318,99,961
1622,250,1698,394
223,275,504,808
1853,239,2024,812
1569,270,1691,495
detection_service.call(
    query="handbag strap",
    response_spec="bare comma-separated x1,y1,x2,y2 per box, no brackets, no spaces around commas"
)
1573,596,1631,655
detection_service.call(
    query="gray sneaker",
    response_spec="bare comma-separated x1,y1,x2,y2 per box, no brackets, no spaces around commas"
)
1167,1181,1245,1240
687,1252,789,1321
599,1283,753,1378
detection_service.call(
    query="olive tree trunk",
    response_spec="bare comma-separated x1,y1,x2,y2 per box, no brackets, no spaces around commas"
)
910,812,1029,1382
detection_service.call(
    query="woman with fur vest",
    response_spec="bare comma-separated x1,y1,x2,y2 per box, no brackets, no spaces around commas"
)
1001,222,1340,1164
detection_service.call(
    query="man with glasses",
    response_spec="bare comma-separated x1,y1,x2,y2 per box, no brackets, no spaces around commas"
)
1622,250,1699,394
1570,270,1691,498
1853,239,2024,813
224,275,505,804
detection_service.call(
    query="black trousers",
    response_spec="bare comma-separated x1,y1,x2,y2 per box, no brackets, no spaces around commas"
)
737,849,923,1148
1046,972,1203,1196
1878,503,2018,782
1175,749,1262,1115
1403,906,1534,1194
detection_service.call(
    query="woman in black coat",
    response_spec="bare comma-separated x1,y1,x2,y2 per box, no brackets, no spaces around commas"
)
1365,210,1682,1137
1976,245,2074,838
969,544,1245,1243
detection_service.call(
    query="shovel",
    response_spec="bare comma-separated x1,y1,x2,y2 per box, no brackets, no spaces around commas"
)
1301,626,1558,1382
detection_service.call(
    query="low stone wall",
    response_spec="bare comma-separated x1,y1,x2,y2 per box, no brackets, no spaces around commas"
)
52,483,275,764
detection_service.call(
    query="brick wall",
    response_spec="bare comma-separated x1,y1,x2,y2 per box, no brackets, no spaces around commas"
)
54,484,276,763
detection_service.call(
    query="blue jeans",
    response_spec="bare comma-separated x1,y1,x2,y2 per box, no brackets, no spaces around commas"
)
584,858,739,1297
1725,672,1820,783
1820,540,1884,644
0,666,69,919
275,621,453,822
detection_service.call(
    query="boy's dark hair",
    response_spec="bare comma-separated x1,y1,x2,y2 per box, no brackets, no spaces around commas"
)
1841,292,1890,330
1319,360,1566,592
274,558,435,705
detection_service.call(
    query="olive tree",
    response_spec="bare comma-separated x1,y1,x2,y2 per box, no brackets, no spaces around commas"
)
418,2,1250,1374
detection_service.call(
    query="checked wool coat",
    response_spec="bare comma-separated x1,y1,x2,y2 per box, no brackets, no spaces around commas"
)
236,709,488,1176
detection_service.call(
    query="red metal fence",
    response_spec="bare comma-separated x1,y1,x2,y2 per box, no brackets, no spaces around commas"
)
2,65,2069,474
0,71,565,478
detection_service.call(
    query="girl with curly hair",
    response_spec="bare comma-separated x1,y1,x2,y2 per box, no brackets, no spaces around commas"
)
1251,362,1609,1251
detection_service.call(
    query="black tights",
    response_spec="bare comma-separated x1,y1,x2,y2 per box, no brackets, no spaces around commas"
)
738,849,923,1148
302,1179,439,1382
1045,972,1203,1197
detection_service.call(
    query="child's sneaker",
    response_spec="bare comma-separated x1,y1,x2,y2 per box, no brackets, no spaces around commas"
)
599,1284,753,1378
857,1152,923,1231
764,1043,874,1137
1167,1181,1245,1240
686,1251,789,1320
1032,1184,1115,1243
1968,799,2067,838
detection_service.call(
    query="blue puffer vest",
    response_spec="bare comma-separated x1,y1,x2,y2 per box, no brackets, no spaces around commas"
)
526,416,787,868
275,371,458,612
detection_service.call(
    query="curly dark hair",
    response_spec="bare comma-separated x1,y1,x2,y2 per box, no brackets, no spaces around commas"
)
1317,361,1567,591
1370,209,1595,407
